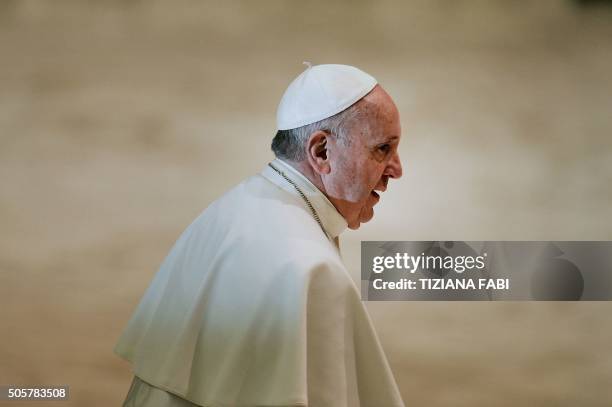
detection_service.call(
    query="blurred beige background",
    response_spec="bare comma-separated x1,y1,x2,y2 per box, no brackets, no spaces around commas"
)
1,1,612,406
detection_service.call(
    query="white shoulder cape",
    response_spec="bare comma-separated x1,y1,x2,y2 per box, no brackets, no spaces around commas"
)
115,159,404,407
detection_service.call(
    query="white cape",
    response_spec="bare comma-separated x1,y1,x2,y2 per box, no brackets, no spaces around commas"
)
115,159,404,407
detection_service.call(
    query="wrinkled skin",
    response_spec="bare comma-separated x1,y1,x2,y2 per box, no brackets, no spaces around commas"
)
295,85,403,229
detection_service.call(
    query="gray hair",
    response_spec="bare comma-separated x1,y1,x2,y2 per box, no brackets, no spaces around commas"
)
271,100,369,162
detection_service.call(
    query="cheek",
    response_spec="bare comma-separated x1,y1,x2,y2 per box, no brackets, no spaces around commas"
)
333,156,382,202
338,161,367,199
352,169,379,201
363,164,385,189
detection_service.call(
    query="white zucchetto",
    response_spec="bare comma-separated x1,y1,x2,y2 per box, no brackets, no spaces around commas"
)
276,62,378,130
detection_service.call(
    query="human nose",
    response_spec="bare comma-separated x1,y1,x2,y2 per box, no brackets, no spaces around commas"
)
385,151,403,179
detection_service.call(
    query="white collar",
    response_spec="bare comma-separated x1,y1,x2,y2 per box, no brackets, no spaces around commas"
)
261,158,348,240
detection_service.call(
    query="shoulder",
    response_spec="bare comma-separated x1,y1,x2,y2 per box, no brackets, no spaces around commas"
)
175,174,344,270
192,174,331,248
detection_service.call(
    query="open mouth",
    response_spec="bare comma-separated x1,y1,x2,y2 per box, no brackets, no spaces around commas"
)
371,191,380,200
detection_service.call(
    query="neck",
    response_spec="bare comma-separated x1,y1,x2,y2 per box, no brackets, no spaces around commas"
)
280,158,326,194
278,157,358,230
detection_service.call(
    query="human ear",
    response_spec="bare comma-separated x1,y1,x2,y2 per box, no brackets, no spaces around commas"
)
306,130,331,175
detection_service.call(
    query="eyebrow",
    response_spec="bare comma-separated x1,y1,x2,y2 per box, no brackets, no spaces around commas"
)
380,135,400,143
369,135,400,147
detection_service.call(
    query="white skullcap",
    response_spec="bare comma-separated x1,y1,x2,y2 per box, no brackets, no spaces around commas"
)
276,62,378,130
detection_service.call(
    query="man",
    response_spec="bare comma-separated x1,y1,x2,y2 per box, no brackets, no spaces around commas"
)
116,63,404,407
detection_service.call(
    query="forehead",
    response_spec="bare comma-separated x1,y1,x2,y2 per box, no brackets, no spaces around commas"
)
344,86,401,145
361,107,401,144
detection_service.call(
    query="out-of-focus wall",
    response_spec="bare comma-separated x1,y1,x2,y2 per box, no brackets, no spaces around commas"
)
1,1,611,406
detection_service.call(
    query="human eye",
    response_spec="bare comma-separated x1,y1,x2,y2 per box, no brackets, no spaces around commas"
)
377,144,391,154
371,143,392,162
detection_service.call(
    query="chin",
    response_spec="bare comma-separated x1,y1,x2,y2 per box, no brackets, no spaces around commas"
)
347,211,375,230
348,222,362,230
344,200,376,230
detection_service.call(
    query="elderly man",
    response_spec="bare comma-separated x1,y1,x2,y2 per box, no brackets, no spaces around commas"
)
115,63,404,407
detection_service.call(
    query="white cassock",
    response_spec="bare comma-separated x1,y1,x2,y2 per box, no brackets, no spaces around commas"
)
115,158,404,407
